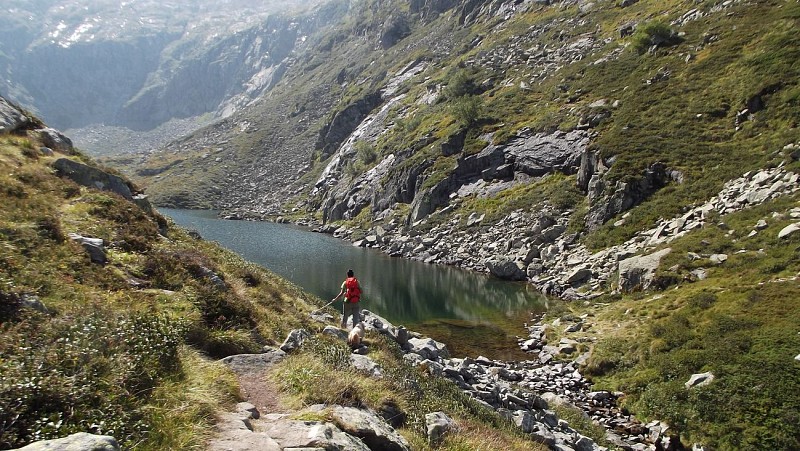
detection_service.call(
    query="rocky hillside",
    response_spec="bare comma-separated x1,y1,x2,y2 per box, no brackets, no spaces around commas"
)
116,0,800,448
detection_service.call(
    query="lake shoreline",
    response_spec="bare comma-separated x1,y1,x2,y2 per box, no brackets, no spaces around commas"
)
160,208,549,361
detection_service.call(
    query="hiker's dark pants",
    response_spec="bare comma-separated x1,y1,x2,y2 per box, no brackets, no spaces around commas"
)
341,302,361,328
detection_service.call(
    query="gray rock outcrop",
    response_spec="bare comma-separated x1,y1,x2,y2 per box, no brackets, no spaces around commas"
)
331,406,410,451
53,158,134,200
425,411,456,445
486,258,528,281
31,128,74,154
279,329,310,353
350,354,385,378
259,413,372,450
220,349,286,375
586,162,679,230
329,165,798,300
0,97,31,134
316,92,384,160
12,433,119,451
778,223,800,239
209,403,281,451
53,158,155,213
68,233,108,265
685,372,715,389
618,248,672,292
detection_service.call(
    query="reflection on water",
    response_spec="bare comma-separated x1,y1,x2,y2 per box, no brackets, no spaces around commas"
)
161,208,547,359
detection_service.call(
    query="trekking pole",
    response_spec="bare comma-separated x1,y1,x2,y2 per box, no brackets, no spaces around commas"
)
313,297,337,313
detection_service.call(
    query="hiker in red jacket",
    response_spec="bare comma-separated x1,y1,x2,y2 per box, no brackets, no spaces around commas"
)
331,269,362,329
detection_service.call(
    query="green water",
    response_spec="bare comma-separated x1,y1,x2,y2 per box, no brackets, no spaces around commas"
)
161,209,547,359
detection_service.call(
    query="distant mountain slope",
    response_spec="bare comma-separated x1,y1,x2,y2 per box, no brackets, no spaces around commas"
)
127,0,799,221
0,0,339,153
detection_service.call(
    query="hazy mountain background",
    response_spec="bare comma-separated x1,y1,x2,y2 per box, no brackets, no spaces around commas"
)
0,0,337,154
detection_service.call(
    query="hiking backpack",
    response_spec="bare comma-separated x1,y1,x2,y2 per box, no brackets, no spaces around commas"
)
345,277,361,303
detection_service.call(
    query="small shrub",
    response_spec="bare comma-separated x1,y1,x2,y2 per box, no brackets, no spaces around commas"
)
687,291,717,310
190,285,255,331
649,313,693,350
189,328,261,359
444,70,477,99
631,22,682,54
37,215,65,243
450,95,483,127
0,313,186,448
354,140,377,165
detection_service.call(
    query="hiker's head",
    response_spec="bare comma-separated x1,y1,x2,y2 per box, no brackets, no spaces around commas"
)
347,269,354,277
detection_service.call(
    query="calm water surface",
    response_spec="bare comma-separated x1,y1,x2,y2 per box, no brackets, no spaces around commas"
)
161,208,548,359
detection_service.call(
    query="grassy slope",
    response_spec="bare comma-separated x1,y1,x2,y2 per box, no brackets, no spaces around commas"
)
574,192,800,449
0,133,548,450
0,133,317,449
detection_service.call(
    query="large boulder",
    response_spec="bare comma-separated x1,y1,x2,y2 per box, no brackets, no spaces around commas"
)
350,354,385,378
68,233,108,265
503,129,591,177
53,158,134,200
0,96,32,134
408,337,450,360
13,433,118,451
618,248,672,292
485,258,527,281
31,128,74,154
778,222,800,239
219,349,286,376
260,417,370,450
331,406,410,451
685,372,715,389
425,411,457,445
208,404,280,451
279,329,310,353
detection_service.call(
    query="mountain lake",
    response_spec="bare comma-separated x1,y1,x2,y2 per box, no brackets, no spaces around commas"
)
161,208,550,359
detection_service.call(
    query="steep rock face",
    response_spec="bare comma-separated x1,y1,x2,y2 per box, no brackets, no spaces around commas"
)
316,92,385,160
120,15,321,130
585,162,683,230
409,0,461,20
409,130,591,224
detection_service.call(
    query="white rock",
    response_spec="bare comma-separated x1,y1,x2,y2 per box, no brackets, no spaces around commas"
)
778,223,800,239
685,371,715,389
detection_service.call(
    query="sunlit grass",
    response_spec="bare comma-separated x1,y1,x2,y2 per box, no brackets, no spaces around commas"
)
137,347,241,451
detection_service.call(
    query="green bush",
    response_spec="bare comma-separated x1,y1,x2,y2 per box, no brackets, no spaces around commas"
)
0,313,186,448
450,95,483,127
687,291,718,310
444,70,477,99
631,22,682,54
354,140,378,165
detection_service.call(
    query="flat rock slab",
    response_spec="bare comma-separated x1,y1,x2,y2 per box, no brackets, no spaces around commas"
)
220,349,286,376
207,431,280,451
13,432,118,451
259,420,371,450
331,406,410,451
